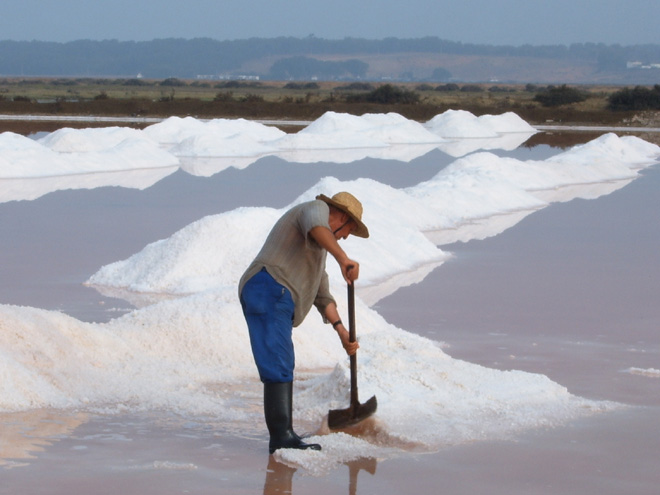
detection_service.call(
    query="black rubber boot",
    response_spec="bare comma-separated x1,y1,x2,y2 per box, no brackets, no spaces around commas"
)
263,381,321,454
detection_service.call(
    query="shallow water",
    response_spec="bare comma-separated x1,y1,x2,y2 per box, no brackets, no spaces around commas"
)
1,131,659,494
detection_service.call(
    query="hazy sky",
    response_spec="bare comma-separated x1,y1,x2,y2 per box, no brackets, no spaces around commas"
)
2,0,659,46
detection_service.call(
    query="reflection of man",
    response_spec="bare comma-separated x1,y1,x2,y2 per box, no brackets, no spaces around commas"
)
239,192,369,454
262,456,378,495
263,457,297,495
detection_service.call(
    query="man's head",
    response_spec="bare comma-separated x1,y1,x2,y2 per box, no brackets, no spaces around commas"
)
316,192,369,239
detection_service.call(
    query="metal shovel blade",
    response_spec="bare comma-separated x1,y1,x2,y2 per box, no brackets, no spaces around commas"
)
327,281,377,430
328,394,378,429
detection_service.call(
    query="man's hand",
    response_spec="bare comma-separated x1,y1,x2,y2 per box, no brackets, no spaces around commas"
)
340,260,360,285
336,324,359,356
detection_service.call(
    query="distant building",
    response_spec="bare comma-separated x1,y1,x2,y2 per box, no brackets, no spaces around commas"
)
627,61,660,70
196,74,260,81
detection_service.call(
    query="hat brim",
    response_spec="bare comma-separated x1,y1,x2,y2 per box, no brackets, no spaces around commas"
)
316,194,369,238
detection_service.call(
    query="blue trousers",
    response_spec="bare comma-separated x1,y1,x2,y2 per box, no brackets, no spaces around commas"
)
240,269,295,383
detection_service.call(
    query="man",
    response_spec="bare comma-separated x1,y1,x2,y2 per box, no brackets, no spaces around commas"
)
239,192,369,454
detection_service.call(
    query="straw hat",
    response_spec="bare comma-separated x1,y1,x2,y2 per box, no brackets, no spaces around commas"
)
316,192,369,238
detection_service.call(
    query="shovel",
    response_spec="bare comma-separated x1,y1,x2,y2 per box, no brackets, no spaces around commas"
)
327,281,377,430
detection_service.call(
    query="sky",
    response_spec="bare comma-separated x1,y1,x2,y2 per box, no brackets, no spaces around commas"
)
1,0,659,46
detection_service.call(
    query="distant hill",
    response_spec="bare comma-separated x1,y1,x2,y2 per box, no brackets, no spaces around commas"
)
1,37,659,84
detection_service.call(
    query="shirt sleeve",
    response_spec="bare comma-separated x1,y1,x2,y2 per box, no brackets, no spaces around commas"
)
298,201,330,242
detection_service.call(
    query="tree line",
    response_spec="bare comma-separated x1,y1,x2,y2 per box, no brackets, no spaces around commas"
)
0,37,659,79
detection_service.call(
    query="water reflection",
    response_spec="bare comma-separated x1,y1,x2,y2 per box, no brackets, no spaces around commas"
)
436,132,534,157
263,456,377,495
522,130,605,149
0,166,178,204
263,457,297,495
0,410,88,468
273,143,440,164
346,458,377,495
425,178,635,247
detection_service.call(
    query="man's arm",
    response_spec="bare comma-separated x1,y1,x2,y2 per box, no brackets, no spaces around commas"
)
309,226,360,283
324,301,359,356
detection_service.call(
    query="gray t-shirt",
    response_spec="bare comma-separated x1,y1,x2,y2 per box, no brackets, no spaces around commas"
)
238,200,336,327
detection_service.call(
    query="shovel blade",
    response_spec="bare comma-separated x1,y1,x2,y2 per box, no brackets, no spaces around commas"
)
327,395,378,430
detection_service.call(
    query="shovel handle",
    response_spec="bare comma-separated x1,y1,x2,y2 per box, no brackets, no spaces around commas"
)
348,282,359,407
